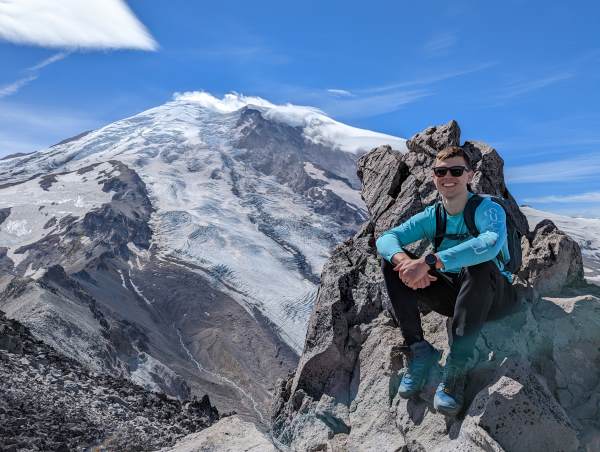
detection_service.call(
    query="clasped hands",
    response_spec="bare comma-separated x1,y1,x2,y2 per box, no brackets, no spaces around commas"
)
393,255,437,290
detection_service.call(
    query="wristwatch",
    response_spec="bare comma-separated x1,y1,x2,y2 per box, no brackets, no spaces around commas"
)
424,253,438,271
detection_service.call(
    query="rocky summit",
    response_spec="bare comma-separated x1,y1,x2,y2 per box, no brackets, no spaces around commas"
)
0,309,220,451
271,121,600,452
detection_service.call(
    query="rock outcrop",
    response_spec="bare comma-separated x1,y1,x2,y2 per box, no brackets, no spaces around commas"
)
160,415,277,452
0,310,219,452
271,121,600,451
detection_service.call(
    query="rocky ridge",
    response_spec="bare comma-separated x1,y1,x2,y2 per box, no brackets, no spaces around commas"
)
271,121,600,451
0,309,220,452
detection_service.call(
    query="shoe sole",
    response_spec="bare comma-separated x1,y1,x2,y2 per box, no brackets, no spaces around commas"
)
433,400,462,417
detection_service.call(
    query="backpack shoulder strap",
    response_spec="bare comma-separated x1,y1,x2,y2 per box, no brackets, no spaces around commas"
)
434,201,446,252
463,194,484,237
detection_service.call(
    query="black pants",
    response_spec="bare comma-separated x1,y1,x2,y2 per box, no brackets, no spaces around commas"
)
381,251,517,360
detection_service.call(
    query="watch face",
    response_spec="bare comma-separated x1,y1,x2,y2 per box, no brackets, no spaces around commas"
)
425,254,437,266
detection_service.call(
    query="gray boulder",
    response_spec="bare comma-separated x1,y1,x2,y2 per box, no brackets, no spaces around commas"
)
271,121,599,451
519,219,585,295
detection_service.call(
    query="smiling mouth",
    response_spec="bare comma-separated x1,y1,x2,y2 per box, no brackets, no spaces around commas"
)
442,183,456,187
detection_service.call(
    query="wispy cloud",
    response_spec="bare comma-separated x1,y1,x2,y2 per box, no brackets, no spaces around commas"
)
423,32,458,57
27,51,70,71
0,102,98,132
0,101,100,157
327,89,354,97
524,192,600,203
495,72,574,102
0,51,70,99
259,63,495,120
360,62,498,94
321,89,432,119
0,74,38,98
316,62,496,119
506,154,600,183
0,0,157,50
180,45,289,65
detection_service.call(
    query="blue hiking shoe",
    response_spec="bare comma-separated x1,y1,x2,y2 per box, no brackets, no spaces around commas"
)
397,340,438,399
434,355,468,416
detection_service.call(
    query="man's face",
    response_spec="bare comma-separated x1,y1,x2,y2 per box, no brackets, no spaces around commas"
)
432,156,474,199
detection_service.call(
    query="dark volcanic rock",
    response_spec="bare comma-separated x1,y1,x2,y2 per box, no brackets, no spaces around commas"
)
0,310,219,452
234,107,367,226
0,207,10,225
9,160,152,276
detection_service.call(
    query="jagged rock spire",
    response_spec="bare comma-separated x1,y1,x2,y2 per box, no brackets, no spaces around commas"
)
271,121,598,452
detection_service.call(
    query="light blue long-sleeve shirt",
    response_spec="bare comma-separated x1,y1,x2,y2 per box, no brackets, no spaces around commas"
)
376,192,512,282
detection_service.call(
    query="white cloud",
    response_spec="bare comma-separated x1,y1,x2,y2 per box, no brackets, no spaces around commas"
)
173,91,407,153
174,91,278,113
0,0,157,50
327,89,354,97
524,192,600,203
506,154,600,183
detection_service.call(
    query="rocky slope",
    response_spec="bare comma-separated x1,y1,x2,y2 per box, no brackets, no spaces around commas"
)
271,121,600,452
0,157,299,422
0,309,219,452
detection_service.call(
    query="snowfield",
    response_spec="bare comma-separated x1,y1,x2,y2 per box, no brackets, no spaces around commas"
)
0,162,117,269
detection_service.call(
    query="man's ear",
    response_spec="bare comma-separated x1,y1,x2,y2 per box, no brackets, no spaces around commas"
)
466,169,474,183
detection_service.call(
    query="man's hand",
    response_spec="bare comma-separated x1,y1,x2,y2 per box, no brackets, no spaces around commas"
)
395,258,437,289
391,252,411,267
405,273,437,289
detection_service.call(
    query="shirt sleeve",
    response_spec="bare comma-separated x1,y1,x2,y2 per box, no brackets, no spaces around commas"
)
375,208,432,264
436,200,507,270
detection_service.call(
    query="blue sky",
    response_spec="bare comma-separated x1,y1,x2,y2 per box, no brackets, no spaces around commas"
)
1,0,599,217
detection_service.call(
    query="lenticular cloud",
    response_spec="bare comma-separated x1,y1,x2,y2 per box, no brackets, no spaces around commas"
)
0,0,157,50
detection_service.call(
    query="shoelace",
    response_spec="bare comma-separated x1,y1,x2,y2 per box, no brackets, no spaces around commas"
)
442,363,464,394
407,350,431,376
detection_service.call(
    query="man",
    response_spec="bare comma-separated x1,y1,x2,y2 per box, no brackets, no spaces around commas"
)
375,145,516,416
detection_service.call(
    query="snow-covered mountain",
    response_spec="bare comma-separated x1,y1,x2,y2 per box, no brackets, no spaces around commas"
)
0,92,406,421
0,93,405,347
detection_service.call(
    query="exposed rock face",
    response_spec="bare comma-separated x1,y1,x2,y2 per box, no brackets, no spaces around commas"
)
271,121,600,451
519,219,585,295
160,415,277,452
234,107,367,227
0,310,219,452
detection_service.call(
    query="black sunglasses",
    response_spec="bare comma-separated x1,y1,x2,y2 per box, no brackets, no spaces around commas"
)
433,166,468,177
